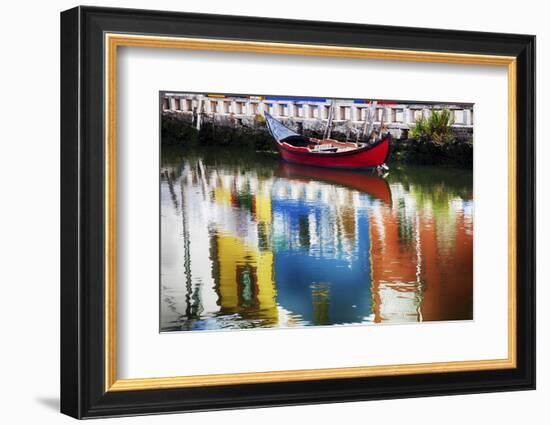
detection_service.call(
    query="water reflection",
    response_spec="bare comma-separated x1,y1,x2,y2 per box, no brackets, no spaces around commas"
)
160,148,473,332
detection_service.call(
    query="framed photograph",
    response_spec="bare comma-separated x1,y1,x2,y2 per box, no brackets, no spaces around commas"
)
60,6,535,419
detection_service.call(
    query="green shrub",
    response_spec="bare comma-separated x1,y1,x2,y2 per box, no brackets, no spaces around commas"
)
410,109,455,144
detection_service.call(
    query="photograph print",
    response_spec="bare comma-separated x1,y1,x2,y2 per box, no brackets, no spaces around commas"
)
160,91,474,332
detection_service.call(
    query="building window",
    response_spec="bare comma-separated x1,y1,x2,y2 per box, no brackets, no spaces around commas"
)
279,104,287,117
454,109,464,124
251,102,259,114
296,104,303,117
393,109,403,123
340,106,350,120
412,109,423,121
224,101,231,114
210,101,218,113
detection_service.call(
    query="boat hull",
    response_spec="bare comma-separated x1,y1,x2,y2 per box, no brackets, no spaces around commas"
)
276,136,390,169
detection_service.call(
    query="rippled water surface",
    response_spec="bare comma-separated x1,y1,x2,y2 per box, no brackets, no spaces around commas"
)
160,147,473,332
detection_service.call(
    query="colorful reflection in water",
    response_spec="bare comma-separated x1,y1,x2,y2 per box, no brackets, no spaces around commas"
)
160,148,473,332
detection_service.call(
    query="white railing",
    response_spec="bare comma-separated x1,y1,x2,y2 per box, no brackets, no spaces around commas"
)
162,94,473,128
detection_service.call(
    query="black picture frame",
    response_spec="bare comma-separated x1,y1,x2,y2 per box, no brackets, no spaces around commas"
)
61,5,535,419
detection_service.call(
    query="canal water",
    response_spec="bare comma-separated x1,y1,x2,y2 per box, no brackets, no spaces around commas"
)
160,147,473,332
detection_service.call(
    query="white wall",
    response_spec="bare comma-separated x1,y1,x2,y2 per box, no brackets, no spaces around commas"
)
0,0,545,424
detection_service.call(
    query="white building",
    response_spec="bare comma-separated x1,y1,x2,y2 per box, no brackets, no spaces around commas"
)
162,92,474,135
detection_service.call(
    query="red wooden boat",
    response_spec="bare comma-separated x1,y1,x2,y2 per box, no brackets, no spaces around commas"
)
265,112,390,169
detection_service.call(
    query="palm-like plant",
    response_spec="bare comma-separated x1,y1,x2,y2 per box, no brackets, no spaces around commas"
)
410,109,455,144
410,116,428,141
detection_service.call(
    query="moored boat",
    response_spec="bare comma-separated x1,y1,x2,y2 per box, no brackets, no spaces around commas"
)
265,111,390,169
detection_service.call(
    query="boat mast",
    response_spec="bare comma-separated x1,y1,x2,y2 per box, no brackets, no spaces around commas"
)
379,106,386,139
323,100,335,140
361,100,377,142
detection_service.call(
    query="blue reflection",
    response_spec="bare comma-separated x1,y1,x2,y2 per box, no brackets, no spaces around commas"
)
272,195,372,325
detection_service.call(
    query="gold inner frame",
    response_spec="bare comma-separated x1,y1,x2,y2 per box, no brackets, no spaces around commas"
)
104,33,517,392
